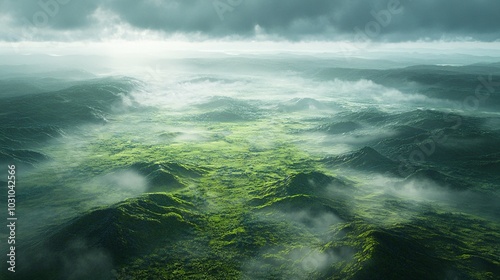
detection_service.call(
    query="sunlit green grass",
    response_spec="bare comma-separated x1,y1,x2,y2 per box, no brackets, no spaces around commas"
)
8,90,500,279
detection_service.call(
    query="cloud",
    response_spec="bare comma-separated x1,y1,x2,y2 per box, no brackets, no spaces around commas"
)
243,244,355,279
84,169,149,206
1,0,500,42
60,240,115,280
98,170,148,193
353,174,500,222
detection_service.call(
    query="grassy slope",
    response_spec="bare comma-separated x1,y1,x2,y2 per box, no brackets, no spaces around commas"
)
2,68,499,279
15,108,497,280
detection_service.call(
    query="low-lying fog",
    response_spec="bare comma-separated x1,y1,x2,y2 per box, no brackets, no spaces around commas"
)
1,48,499,254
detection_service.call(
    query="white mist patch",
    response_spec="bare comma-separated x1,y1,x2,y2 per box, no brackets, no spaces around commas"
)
258,209,343,235
171,128,210,143
111,91,141,113
84,170,149,206
243,245,352,280
78,113,213,147
99,170,148,193
291,248,336,273
61,240,115,280
394,179,451,202
126,63,388,111
43,129,92,162
129,70,256,110
246,122,282,150
122,60,449,123
341,172,499,223
293,126,397,157
324,173,448,226
245,203,347,277
367,174,450,203
323,79,437,106
254,207,345,249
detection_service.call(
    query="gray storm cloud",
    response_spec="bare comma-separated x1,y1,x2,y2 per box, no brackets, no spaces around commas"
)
1,0,500,42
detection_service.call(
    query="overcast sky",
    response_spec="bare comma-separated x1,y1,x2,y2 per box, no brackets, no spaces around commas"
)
1,0,500,42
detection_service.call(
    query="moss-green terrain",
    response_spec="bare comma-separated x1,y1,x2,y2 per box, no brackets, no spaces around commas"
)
1,63,499,279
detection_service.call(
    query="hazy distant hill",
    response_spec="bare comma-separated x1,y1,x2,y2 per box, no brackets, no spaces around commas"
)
1,60,499,279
